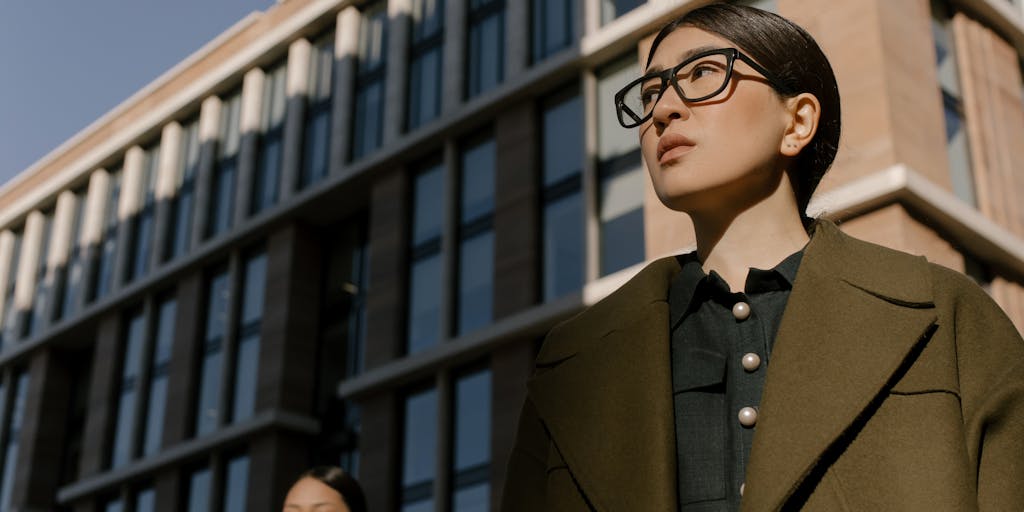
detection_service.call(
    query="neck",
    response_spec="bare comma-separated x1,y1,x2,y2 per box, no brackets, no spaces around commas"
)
690,178,809,292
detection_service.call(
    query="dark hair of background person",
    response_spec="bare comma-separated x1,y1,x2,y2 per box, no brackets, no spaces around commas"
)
294,465,367,512
645,3,842,227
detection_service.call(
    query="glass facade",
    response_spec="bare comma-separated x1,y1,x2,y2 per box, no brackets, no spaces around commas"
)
456,136,495,335
0,371,28,510
452,368,491,512
126,143,160,283
186,466,212,512
467,0,505,98
25,210,54,339
231,250,265,423
91,166,122,302
301,32,335,189
252,61,288,216
401,387,437,512
55,187,88,321
352,2,388,160
134,486,155,512
596,55,645,276
600,0,642,25
531,0,575,62
0,231,20,349
208,90,242,239
142,296,175,457
165,116,200,261
223,454,249,512
541,86,584,300
196,267,229,437
932,0,976,206
407,159,445,354
110,309,145,468
408,0,444,130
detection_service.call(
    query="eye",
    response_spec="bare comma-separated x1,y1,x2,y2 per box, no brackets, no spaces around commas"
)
690,64,721,81
640,85,662,107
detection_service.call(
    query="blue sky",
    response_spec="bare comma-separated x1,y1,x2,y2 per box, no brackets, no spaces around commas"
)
0,1,275,187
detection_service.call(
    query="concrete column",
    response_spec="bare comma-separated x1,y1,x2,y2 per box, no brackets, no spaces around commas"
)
11,349,72,510
78,313,122,477
581,71,600,282
584,0,601,36
441,141,458,339
151,122,183,271
358,391,400,512
190,96,223,250
13,210,44,337
384,0,412,143
493,104,540,318
256,222,323,413
111,145,146,289
364,170,409,368
490,341,535,510
234,68,266,223
331,7,361,171
153,469,183,512
442,0,468,112
0,231,14,336
279,38,312,200
162,272,204,445
246,430,309,512
77,169,110,313
506,0,529,76
44,190,77,323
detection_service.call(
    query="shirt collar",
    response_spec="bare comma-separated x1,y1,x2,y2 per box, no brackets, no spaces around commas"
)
668,249,805,329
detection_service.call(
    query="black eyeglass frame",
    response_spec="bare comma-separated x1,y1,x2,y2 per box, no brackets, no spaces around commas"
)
614,47,792,128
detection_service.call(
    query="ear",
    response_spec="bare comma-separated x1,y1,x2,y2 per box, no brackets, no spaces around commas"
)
780,93,821,157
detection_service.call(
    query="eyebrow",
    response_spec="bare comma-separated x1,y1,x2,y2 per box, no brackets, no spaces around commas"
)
645,44,722,73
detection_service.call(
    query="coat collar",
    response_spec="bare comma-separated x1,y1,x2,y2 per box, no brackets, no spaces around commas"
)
527,221,939,512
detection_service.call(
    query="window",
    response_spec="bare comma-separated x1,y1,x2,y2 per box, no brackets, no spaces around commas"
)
223,453,249,512
101,498,123,512
110,308,145,468
352,2,388,160
451,368,491,512
165,117,200,261
531,0,575,62
736,0,777,11
25,210,54,339
195,267,229,437
208,90,242,239
401,387,437,512
90,166,122,302
194,249,266,436
467,0,505,98
321,219,369,378
301,32,336,189
0,371,29,510
252,61,287,216
932,0,976,206
541,86,584,300
134,486,156,512
55,187,88,321
186,466,212,512
407,159,445,354
600,0,642,25
408,0,444,130
231,251,265,423
596,55,645,275
126,143,160,283
58,347,91,486
142,296,175,457
456,135,495,335
1,230,23,348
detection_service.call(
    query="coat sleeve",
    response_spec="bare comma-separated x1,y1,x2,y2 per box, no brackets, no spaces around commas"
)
948,273,1024,509
500,395,550,512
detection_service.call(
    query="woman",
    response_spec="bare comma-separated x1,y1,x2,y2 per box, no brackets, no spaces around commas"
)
282,466,366,512
501,3,1024,511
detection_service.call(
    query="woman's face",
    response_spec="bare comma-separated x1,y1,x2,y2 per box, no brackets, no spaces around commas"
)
639,27,793,214
282,477,350,512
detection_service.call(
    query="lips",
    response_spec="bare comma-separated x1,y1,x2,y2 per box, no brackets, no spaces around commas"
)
657,132,696,164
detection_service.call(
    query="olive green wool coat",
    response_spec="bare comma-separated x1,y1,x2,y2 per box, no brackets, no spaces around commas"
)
500,221,1024,511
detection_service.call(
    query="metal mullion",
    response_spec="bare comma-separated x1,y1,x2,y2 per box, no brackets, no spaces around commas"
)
208,452,224,512
216,255,242,428
435,369,453,512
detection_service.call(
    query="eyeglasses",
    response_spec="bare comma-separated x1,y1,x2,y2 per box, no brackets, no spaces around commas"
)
614,47,789,128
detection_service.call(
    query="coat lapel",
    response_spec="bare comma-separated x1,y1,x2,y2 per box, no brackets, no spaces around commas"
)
741,222,939,511
528,258,682,512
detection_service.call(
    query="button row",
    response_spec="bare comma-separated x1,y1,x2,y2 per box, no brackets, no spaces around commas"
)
738,406,758,427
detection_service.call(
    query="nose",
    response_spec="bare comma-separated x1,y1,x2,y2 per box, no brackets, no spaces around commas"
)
650,84,689,128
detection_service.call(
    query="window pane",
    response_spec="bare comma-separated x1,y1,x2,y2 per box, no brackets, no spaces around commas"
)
134,487,155,512
27,212,54,338
408,48,442,130
111,312,146,468
460,139,495,224
457,231,493,335
223,455,249,512
352,81,384,159
402,388,437,489
453,483,489,512
412,164,445,246
142,298,175,456
468,11,505,97
103,500,124,512
600,0,642,25
196,270,229,436
413,0,444,40
454,370,490,470
240,253,266,325
232,334,259,422
407,253,442,354
187,467,212,512
543,193,584,300
57,190,87,320
0,372,28,511
166,118,199,261
599,168,645,275
532,0,574,62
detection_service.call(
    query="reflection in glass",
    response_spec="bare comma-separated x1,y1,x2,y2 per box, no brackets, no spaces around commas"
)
402,388,437,512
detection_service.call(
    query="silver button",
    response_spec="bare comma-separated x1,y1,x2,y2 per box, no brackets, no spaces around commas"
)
732,301,751,320
740,482,745,496
742,353,761,372
738,406,758,427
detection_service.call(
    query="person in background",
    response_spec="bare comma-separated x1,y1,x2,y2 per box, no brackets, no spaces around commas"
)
282,466,367,512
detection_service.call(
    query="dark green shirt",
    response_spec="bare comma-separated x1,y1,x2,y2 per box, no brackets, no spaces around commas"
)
669,250,803,512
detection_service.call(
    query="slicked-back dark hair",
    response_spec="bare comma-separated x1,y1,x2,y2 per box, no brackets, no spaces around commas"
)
646,3,841,225
294,466,367,512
